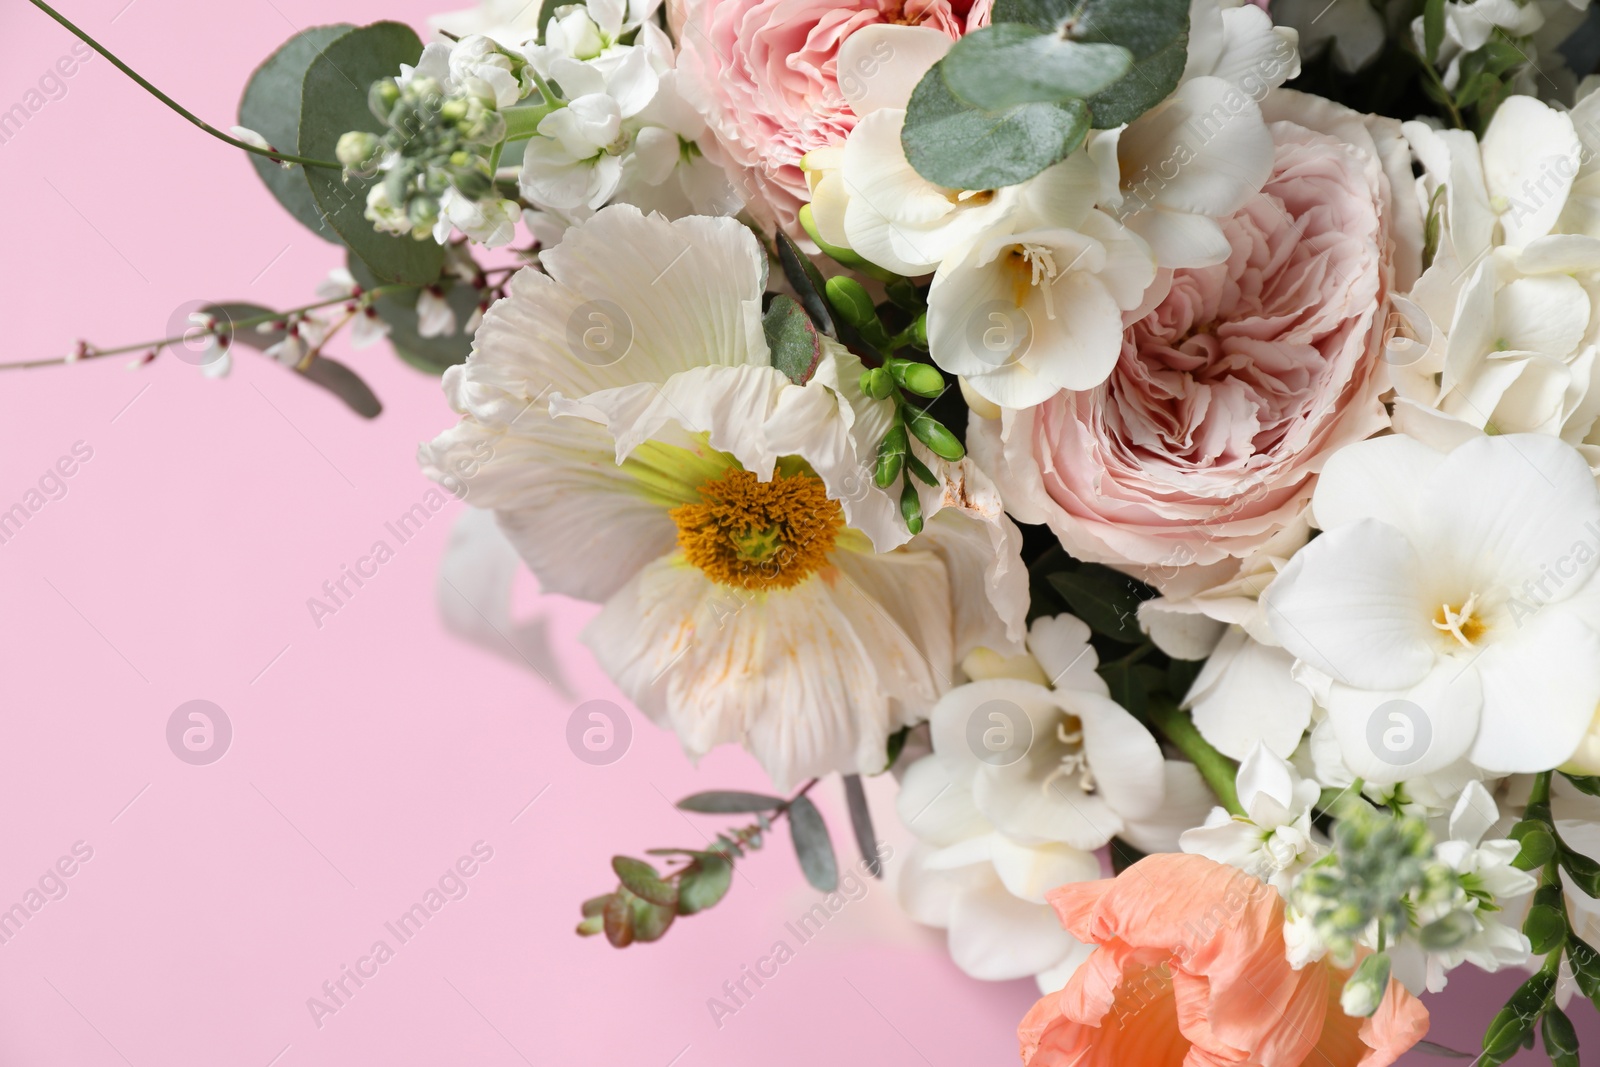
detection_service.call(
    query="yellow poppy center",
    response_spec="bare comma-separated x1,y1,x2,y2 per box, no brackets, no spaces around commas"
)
670,468,843,590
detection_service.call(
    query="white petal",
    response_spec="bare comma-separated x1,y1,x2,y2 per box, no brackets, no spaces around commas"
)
1494,275,1589,356
1117,76,1273,219
1471,609,1600,774
1264,520,1438,691
897,756,989,848
1074,690,1168,821
989,836,1101,903
1186,627,1312,759
1320,663,1483,785
1309,432,1447,540
946,877,1083,980
1482,97,1581,247
1236,741,1299,814
1026,614,1104,694
1448,779,1500,847
1420,434,1600,602
1121,760,1217,853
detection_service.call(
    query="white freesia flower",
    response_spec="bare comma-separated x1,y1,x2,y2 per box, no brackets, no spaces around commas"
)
925,154,1156,408
1262,432,1600,783
1389,781,1535,993
896,752,1099,991
928,614,1211,850
1180,742,1327,893
420,206,1028,788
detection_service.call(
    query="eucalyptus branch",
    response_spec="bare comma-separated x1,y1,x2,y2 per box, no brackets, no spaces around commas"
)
25,0,341,169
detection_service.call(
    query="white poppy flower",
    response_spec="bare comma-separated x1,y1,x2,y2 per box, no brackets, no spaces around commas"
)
927,614,1211,850
896,753,1099,991
420,206,1028,788
1180,743,1327,894
1262,432,1600,783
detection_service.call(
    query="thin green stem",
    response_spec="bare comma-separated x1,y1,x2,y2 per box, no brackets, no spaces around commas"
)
26,0,341,169
528,69,563,111
1148,701,1243,816
1530,769,1554,808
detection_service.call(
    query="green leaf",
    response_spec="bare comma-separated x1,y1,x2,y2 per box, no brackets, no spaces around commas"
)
628,894,676,942
1423,0,1446,64
300,22,446,285
1102,661,1164,717
901,65,1090,190
677,791,787,814
1562,847,1600,897
994,0,1190,129
1570,933,1600,999
298,356,383,418
787,795,839,892
774,232,835,336
348,254,477,373
763,295,824,385
676,853,733,915
575,913,604,936
1511,827,1556,871
238,25,354,242
612,856,678,908
841,774,882,878
1563,772,1600,796
1524,903,1567,955
602,890,635,947
940,24,1131,110
1047,566,1146,642
883,725,913,772
580,894,612,919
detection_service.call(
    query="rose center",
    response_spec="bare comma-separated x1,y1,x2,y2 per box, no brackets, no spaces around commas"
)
1432,592,1486,648
669,468,843,591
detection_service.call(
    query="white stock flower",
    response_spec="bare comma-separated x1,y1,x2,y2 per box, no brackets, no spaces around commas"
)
928,614,1212,851
1262,432,1600,784
1180,742,1327,893
1389,781,1535,994
896,753,1099,991
420,206,1028,788
449,34,532,108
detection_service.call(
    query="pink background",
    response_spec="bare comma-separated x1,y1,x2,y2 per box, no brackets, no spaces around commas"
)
0,1,1589,1063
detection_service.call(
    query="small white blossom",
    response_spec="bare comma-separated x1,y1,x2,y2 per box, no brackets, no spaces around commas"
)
417,287,457,338
1181,743,1328,894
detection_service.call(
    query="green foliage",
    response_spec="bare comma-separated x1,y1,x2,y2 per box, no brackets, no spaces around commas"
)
940,24,1131,110
348,254,476,373
1047,565,1146,643
238,24,354,241
763,295,825,385
901,68,1091,191
787,795,839,892
299,23,447,284
676,791,786,813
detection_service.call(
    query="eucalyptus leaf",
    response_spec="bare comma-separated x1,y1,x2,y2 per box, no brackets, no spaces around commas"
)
994,0,1189,129
941,24,1131,110
841,774,882,878
602,891,635,947
238,25,354,242
676,853,733,915
300,22,446,285
774,232,835,336
902,66,1090,190
628,894,676,942
612,856,678,908
763,295,825,384
298,356,383,419
787,795,839,892
348,254,476,373
677,790,786,814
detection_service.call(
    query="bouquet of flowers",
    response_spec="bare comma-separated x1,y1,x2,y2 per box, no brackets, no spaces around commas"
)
23,0,1600,1058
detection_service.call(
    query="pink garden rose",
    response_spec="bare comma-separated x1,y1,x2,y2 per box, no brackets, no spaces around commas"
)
971,91,1422,592
670,0,988,235
1019,854,1429,1067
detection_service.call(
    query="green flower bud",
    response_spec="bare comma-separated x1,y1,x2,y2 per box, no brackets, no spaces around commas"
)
910,313,928,350
858,367,894,401
1543,1005,1580,1067
825,276,878,331
886,357,944,399
1418,909,1478,950
336,130,382,174
899,478,923,535
905,409,965,461
1339,952,1390,1017
1522,903,1567,956
368,78,401,122
1512,827,1556,870
1482,1003,1535,1065
452,166,494,200
408,195,440,231
874,424,907,488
